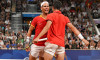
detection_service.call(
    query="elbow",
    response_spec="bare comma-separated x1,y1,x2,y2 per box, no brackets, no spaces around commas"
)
69,26,76,31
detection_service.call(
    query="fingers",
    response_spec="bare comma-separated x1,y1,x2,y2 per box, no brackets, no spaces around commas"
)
34,41,38,43
25,49,28,52
86,41,89,46
25,44,30,52
32,40,38,44
25,47,30,52
84,40,89,46
33,38,39,43
82,39,89,46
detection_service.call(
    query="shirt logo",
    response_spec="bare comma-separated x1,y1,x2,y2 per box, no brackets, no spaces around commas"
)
39,23,42,25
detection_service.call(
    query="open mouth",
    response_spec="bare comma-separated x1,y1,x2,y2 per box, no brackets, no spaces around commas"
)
45,10,49,12
45,10,48,11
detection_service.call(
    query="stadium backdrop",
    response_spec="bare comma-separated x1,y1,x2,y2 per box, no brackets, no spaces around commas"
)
0,50,100,60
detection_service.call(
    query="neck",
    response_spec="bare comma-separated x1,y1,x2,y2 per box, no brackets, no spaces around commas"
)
42,13,47,16
53,9,60,12
41,13,47,19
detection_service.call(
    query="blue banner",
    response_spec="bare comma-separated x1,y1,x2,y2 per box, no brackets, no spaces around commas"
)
0,50,29,59
22,14,40,17
0,50,100,60
65,50,100,60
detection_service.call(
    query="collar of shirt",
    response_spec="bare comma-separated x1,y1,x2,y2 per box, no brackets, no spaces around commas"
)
53,10,61,14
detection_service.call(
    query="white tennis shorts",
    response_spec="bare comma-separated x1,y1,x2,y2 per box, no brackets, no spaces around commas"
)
44,42,65,56
29,44,45,57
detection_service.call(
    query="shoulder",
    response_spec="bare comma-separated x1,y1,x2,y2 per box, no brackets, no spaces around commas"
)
32,16,40,21
47,13,54,16
34,16,40,19
64,16,69,19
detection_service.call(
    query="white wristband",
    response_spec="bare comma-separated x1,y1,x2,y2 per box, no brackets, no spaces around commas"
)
27,36,30,39
78,34,84,40
26,36,30,43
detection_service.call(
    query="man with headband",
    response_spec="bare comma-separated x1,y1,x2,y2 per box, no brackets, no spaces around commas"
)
33,1,89,60
26,1,49,60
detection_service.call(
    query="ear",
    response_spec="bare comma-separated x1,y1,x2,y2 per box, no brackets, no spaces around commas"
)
41,7,42,10
52,6,54,11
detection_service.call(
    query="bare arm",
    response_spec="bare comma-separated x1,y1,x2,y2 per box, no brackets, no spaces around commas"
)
33,20,52,43
66,23,80,36
66,23,89,45
25,26,34,51
36,20,52,38
27,26,35,37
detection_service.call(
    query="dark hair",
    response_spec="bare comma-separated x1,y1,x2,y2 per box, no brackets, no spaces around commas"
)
53,1,62,10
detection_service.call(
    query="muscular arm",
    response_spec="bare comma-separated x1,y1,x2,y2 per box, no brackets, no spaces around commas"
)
27,26,35,37
66,23,89,45
36,20,52,38
66,23,80,36
25,26,34,51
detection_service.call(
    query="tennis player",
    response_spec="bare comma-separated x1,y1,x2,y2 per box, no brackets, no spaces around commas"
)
33,1,89,60
26,1,49,60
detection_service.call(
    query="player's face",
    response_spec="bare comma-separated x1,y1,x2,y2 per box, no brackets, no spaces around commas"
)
41,3,49,14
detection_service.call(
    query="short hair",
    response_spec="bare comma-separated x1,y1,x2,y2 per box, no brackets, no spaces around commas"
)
53,1,62,10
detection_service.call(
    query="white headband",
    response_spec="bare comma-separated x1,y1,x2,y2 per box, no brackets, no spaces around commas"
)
41,1,49,7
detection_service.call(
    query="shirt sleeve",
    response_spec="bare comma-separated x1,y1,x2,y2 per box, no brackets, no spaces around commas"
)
31,17,37,28
65,16,70,24
46,14,53,22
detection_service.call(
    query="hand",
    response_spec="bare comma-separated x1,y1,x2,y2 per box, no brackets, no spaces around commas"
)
33,38,39,43
25,43,30,52
82,39,89,46
25,47,30,52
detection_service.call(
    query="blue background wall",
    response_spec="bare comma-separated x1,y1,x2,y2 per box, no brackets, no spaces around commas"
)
0,50,100,60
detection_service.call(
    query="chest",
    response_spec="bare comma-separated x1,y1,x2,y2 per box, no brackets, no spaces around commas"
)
36,18,46,27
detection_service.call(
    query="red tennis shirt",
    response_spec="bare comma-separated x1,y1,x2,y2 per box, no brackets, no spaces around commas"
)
31,15,47,46
46,11,70,47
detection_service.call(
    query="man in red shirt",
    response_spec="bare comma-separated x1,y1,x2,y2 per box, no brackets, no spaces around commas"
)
26,1,49,60
33,1,89,60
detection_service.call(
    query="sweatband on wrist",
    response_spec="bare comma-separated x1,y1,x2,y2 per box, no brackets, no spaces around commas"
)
27,36,30,39
26,36,30,43
78,34,84,40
